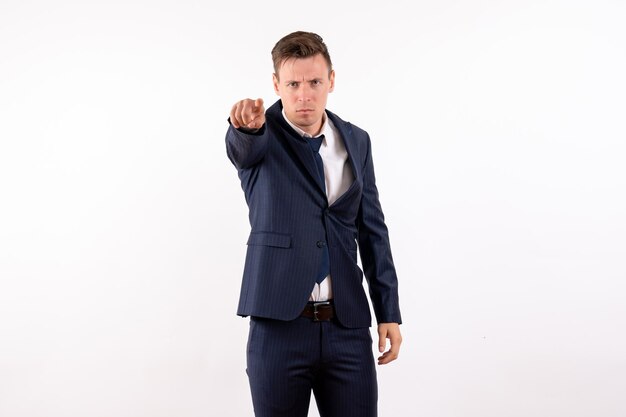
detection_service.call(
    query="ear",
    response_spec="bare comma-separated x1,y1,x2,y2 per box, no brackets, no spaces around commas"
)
272,73,280,95
328,70,335,93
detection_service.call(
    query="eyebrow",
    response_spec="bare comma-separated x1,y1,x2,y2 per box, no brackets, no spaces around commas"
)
285,78,324,84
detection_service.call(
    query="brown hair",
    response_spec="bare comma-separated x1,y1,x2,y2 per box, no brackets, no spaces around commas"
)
271,31,333,79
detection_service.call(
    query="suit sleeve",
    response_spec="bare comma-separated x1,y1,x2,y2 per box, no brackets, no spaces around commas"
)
225,121,269,170
357,134,402,324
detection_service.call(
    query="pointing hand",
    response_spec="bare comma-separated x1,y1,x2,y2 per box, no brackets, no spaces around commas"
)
230,98,265,130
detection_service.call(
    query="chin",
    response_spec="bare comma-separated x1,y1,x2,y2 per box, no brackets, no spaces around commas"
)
297,118,317,128
298,112,318,122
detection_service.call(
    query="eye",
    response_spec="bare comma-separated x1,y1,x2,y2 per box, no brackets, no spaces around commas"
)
287,82,299,88
311,79,322,86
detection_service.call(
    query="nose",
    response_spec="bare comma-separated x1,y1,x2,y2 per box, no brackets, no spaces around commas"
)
297,83,312,102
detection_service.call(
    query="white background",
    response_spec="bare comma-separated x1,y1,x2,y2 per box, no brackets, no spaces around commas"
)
1,1,625,416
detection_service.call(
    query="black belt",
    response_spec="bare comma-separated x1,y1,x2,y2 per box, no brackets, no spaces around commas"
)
301,300,335,321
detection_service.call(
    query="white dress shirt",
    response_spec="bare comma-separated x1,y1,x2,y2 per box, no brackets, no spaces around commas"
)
282,109,355,301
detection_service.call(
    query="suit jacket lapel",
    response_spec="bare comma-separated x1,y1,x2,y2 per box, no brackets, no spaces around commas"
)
267,101,362,200
268,101,327,196
326,110,359,183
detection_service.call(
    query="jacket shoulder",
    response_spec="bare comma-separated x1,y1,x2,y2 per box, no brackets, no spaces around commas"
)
326,109,369,140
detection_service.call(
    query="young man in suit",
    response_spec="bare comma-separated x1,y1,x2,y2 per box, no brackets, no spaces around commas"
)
225,31,402,417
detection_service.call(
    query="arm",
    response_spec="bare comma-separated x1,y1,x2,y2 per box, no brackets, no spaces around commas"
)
356,134,403,364
357,134,402,325
225,98,268,169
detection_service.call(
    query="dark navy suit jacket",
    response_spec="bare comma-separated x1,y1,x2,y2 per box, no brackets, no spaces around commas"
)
226,100,401,328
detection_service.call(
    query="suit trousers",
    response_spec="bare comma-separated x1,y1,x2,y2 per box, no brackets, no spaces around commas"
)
246,315,378,417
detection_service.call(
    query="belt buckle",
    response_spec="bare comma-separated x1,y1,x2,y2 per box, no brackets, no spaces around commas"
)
312,301,331,322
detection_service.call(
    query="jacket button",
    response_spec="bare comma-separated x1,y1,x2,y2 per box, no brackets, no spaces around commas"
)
316,241,326,248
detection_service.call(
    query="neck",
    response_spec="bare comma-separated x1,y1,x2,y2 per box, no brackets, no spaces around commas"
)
298,120,323,137
282,109,326,138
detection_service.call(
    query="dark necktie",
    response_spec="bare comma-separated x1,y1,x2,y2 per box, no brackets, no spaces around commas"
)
307,135,330,284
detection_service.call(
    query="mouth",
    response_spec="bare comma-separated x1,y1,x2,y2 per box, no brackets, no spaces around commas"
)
296,109,314,113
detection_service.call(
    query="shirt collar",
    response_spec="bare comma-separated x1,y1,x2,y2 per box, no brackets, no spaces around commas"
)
281,108,330,140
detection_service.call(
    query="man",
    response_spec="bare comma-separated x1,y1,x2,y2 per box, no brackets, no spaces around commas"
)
225,31,402,417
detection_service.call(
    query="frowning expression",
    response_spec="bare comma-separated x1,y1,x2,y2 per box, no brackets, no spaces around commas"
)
273,54,335,136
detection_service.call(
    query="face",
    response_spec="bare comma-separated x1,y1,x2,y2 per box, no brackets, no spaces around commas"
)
273,54,335,136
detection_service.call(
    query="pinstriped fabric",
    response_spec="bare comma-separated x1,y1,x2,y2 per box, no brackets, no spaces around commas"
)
246,316,377,417
226,99,402,328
